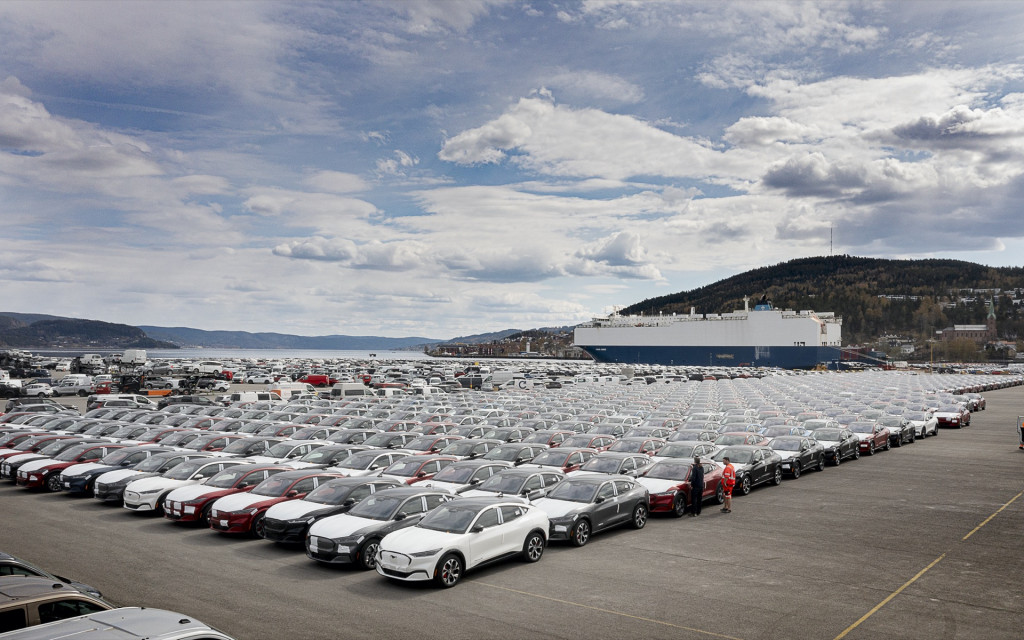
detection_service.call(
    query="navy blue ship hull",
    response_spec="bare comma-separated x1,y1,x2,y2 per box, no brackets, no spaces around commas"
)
579,345,842,369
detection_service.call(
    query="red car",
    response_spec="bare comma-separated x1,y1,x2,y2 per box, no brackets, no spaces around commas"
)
638,459,726,517
16,443,126,491
209,470,344,537
298,374,337,387
934,405,971,428
848,421,891,455
163,465,288,524
0,433,76,461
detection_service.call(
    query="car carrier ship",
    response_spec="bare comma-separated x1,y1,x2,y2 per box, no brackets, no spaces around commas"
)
573,296,843,368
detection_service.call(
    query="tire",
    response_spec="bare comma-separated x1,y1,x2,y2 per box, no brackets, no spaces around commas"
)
250,513,266,538
358,538,380,570
434,553,462,588
832,451,841,466
738,475,752,496
932,427,938,437
521,531,545,562
853,447,860,460
816,456,826,472
630,503,648,529
714,484,725,505
893,436,902,448
771,467,783,486
909,431,915,443
45,473,62,493
671,494,687,518
867,443,875,456
883,439,891,451
77,390,88,397
570,519,591,546
200,503,213,525
790,462,801,479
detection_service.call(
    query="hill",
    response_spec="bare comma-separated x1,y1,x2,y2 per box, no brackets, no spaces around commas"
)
0,316,178,349
138,326,443,350
619,256,1024,344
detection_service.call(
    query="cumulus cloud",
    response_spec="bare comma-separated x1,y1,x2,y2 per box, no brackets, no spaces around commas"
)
303,171,368,194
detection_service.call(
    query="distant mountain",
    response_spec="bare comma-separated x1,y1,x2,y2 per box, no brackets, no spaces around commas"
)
138,326,443,350
618,255,1024,344
435,329,521,344
0,315,177,349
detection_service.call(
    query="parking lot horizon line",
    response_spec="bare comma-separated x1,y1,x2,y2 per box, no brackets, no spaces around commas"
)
477,581,745,640
834,488,1023,639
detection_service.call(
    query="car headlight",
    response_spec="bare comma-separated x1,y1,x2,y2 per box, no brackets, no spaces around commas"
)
244,507,260,515
137,488,164,495
410,548,442,558
652,491,676,498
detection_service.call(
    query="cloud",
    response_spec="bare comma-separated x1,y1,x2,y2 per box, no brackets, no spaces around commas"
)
303,171,369,194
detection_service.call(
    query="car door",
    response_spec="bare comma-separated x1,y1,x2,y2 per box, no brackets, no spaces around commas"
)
749,449,767,485
592,480,620,530
613,479,640,520
467,506,505,567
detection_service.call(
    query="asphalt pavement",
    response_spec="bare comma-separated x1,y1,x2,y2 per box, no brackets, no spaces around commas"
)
2,383,1023,640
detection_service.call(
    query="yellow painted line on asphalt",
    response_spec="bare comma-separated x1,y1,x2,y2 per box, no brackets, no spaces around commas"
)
833,490,1024,640
962,490,1022,541
478,582,745,640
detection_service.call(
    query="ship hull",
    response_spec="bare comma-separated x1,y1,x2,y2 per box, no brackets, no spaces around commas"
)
579,344,842,368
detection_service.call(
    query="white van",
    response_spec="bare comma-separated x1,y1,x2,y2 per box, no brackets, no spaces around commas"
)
330,382,371,399
266,382,316,400
228,391,283,405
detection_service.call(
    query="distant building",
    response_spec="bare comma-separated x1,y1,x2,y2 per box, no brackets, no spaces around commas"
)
940,299,997,343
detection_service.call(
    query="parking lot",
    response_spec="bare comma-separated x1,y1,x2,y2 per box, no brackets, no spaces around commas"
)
2,383,1023,640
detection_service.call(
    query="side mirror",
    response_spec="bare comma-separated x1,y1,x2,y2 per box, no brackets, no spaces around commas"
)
394,513,407,521
342,498,356,507
286,490,299,497
595,496,605,504
471,525,484,533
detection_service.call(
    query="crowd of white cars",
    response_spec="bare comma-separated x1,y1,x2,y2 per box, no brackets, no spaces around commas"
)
1,366,1018,593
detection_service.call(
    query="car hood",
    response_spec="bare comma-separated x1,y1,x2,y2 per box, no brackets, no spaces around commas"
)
773,451,798,461
212,491,276,512
244,455,288,465
5,452,45,465
815,439,840,447
19,458,58,472
308,512,380,538
126,476,192,492
266,499,329,521
380,526,459,553
636,477,683,494
166,484,230,502
532,498,588,518
96,468,148,483
61,462,114,477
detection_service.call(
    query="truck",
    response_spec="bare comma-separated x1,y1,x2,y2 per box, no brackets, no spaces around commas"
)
52,374,95,397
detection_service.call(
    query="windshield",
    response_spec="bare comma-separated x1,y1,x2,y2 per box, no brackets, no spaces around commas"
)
476,473,526,493
305,482,359,505
430,465,478,483
712,449,752,464
135,455,181,472
715,435,748,446
99,448,137,465
645,462,692,481
348,494,402,520
879,417,903,427
362,434,398,447
221,438,264,454
529,451,568,466
546,481,598,503
417,504,478,534
561,436,595,448
607,440,642,453
205,466,252,488
440,441,480,456
265,442,306,458
848,423,875,434
252,475,298,497
771,440,801,452
54,444,95,461
335,450,383,470
812,429,842,441
905,412,927,421
483,447,525,462
38,440,78,456
656,444,696,458
299,447,350,464
403,438,437,452
164,459,212,480
161,431,199,446
579,458,621,473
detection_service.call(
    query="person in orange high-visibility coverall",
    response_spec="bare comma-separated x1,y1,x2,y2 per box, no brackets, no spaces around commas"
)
721,457,735,513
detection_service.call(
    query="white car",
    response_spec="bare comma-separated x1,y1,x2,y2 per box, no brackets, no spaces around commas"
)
324,449,410,477
21,383,54,397
904,411,939,438
122,458,250,512
246,440,328,465
375,497,549,587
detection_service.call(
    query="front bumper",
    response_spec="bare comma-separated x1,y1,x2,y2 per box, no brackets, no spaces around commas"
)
93,484,128,503
61,475,95,495
374,549,434,582
164,500,206,522
306,535,358,563
209,509,255,533
263,519,309,544
122,490,162,511
15,470,47,489
648,492,677,513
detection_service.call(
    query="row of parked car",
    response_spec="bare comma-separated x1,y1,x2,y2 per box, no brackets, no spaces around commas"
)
0,370,1014,607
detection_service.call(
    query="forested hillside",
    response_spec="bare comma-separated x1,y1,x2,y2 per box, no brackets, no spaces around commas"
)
620,256,1024,345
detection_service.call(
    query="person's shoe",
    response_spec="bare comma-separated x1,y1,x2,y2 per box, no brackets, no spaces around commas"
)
721,508,731,513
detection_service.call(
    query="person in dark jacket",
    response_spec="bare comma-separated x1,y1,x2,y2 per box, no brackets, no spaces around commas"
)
689,457,705,516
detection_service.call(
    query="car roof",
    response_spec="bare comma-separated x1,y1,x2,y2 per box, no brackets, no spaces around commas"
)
0,576,87,602
0,606,233,640
370,486,448,498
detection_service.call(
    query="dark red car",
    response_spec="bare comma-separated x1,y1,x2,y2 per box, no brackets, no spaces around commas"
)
520,447,597,474
16,443,126,491
209,470,345,537
638,459,726,517
848,421,891,455
164,465,288,524
379,455,458,484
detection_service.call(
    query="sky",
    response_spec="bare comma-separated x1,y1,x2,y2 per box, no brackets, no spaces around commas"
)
3,1,1024,340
